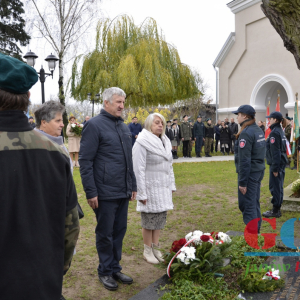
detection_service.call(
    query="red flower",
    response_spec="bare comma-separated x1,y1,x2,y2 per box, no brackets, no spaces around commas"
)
200,235,211,242
170,238,186,253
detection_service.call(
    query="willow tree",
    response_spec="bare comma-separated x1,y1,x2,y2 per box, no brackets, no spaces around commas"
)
261,0,300,69
71,16,200,106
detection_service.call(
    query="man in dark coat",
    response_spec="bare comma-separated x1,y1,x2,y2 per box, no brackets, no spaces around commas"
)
193,115,205,157
128,116,142,146
28,116,36,128
0,52,79,300
79,87,137,291
229,117,238,153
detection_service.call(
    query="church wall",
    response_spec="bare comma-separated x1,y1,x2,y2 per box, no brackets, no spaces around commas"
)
218,2,300,120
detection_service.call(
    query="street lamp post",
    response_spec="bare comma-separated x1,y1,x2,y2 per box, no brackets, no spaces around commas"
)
23,51,59,104
87,93,100,117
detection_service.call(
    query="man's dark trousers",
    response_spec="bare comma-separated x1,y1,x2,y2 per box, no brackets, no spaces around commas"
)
94,198,129,276
270,168,285,209
195,136,203,155
238,170,264,233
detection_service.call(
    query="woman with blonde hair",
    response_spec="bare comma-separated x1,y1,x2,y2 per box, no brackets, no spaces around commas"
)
133,113,176,264
66,116,81,167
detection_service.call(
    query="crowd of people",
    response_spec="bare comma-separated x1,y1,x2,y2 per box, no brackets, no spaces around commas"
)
0,51,296,299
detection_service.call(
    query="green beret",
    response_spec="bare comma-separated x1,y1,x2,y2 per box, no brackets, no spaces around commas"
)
0,53,38,94
206,118,211,121
286,116,293,121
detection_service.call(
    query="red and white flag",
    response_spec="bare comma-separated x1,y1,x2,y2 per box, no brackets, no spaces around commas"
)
275,91,280,112
265,101,271,139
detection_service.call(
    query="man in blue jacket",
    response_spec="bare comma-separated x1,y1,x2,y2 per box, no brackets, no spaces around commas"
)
79,87,137,291
128,116,142,146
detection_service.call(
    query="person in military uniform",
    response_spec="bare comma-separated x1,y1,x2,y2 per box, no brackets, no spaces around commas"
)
0,53,79,300
233,105,266,234
204,118,214,157
263,112,288,218
193,115,205,157
181,115,192,158
285,117,296,169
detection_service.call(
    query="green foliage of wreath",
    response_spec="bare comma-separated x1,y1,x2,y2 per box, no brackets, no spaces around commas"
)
239,269,285,292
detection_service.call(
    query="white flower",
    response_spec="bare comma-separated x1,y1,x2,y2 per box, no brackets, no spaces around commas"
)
193,230,203,237
184,258,191,265
204,232,211,236
71,124,76,128
80,124,84,127
218,232,231,243
185,232,193,241
192,236,202,245
177,252,185,263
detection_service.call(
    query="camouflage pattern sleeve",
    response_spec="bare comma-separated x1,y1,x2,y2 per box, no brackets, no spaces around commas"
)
64,205,80,274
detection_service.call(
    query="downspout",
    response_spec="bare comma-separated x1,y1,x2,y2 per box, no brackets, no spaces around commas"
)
215,66,219,121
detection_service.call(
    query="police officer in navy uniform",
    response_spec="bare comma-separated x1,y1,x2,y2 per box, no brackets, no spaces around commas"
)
263,112,288,218
233,105,266,234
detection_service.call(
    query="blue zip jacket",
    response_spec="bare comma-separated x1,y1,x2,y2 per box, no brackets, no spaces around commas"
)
234,121,266,187
266,122,288,172
79,109,137,200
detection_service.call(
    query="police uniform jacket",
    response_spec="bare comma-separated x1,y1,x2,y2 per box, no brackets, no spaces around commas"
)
193,121,205,137
0,110,79,300
266,122,288,172
79,109,137,200
234,121,266,187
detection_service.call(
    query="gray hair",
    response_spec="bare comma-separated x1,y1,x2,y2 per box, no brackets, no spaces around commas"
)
34,100,65,127
102,87,126,103
144,113,166,136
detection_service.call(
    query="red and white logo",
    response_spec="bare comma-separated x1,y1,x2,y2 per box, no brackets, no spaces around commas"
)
270,137,275,144
239,139,246,148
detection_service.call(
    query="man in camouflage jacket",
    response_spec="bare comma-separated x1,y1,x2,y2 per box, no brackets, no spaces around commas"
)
0,53,79,300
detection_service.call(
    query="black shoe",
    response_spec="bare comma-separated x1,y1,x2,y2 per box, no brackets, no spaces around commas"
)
291,166,297,170
222,152,225,155
262,210,282,218
98,275,118,291
112,272,133,284
60,296,66,300
207,154,212,157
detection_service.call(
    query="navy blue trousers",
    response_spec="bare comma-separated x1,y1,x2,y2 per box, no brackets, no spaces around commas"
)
94,198,129,276
195,136,203,154
270,168,285,209
238,171,264,232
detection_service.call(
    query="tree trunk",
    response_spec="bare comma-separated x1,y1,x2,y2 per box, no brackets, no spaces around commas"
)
58,55,68,136
261,0,300,69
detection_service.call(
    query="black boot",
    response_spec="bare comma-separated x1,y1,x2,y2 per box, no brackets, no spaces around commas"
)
262,207,282,218
174,150,178,159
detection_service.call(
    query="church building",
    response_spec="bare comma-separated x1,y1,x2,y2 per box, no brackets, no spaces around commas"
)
213,0,300,122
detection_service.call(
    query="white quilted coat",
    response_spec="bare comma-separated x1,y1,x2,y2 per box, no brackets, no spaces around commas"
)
133,129,176,213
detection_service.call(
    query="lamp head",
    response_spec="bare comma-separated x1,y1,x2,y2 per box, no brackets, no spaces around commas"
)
23,50,38,68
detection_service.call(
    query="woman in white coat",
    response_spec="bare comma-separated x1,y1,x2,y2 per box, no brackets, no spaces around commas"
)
133,113,176,264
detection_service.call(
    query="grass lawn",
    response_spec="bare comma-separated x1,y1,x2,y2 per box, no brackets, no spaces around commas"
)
62,161,300,300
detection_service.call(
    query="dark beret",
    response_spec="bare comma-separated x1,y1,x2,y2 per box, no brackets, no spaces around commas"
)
206,118,211,121
28,116,33,119
0,53,38,94
286,116,293,121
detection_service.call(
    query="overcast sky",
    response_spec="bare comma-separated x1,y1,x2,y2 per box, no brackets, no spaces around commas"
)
27,0,235,104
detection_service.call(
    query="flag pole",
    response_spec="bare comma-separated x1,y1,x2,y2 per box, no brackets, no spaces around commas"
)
297,93,299,173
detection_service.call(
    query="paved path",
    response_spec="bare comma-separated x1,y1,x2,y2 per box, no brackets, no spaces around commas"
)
173,155,234,163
